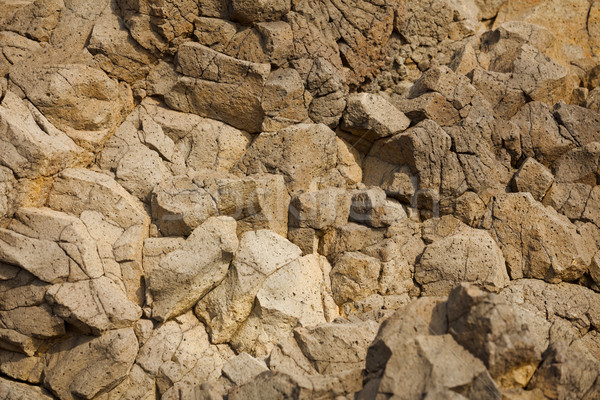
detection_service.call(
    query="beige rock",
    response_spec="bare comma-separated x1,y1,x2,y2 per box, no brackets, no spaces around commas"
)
330,252,381,306
553,142,600,185
0,91,91,179
0,304,64,355
9,64,133,151
416,227,509,296
542,183,592,221
391,91,460,127
267,336,319,376
512,158,554,201
0,0,63,42
231,0,291,24
294,319,379,374
289,188,351,230
0,350,44,384
349,187,407,228
95,364,156,400
485,193,591,282
409,65,477,109
88,6,156,83
554,101,600,148
319,223,386,260
228,369,364,400
231,254,336,357
45,276,142,335
222,353,269,386
0,208,104,284
287,227,319,255
261,68,308,131
448,284,548,388
236,123,343,194
195,230,302,343
43,328,138,400
0,377,55,400
341,93,410,142
147,216,238,321
166,43,270,133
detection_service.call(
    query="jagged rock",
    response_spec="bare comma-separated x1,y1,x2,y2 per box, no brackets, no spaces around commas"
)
0,377,55,400
147,216,237,321
330,252,381,306
349,187,406,228
267,336,319,376
319,223,386,260
9,64,133,151
195,230,302,343
447,284,549,388
409,65,477,109
484,193,591,282
553,101,600,147
228,369,364,400
88,6,157,83
341,93,410,142
416,226,509,295
45,276,142,335
470,68,527,120
135,312,234,397
236,123,356,194
166,43,270,133
95,364,156,400
528,340,600,399
43,328,138,400
0,92,91,179
512,158,554,201
294,319,379,374
391,91,461,127
231,0,290,24
509,101,573,166
289,188,351,230
499,279,600,338
0,208,104,284
222,353,269,386
368,334,501,399
553,142,600,185
261,68,309,132
151,173,289,237
231,254,337,357
0,350,44,384
304,58,348,127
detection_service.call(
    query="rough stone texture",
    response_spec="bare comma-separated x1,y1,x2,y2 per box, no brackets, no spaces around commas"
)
416,226,509,295
147,216,238,321
3,0,600,398
484,193,592,282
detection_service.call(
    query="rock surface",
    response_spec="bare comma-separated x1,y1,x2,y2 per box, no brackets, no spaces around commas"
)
2,0,600,398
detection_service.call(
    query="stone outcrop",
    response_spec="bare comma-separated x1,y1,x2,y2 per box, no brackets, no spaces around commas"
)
2,0,600,398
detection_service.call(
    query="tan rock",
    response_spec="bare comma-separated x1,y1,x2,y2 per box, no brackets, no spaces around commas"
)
416,227,509,296
147,216,238,321
231,0,291,24
261,68,308,131
289,188,351,230
294,319,379,374
45,276,142,335
195,230,302,343
0,91,91,179
236,123,343,194
43,328,138,400
0,377,55,400
485,193,591,282
319,223,386,260
9,64,133,151
341,93,410,142
166,43,270,133
349,187,406,228
222,353,269,386
330,252,381,306
0,350,44,384
512,158,554,201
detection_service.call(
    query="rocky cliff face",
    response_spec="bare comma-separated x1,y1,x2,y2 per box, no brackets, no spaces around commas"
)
1,1,600,399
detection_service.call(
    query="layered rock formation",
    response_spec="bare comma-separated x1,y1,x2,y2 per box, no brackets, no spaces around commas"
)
1,0,600,399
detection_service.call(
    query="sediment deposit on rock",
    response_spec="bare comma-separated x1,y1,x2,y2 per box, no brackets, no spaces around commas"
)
1,0,600,399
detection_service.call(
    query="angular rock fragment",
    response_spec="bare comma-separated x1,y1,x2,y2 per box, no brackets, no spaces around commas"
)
512,158,554,201
330,252,381,306
147,216,237,321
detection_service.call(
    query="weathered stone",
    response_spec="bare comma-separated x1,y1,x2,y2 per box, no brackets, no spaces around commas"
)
195,230,301,343
409,65,477,109
261,67,309,132
0,92,91,179
294,319,379,374
485,193,591,282
228,369,363,400
553,142,600,185
349,187,406,228
330,252,381,306
9,64,133,151
289,188,351,230
236,123,348,194
166,43,270,133
391,91,460,127
319,223,386,260
0,377,55,400
231,254,336,357
0,350,44,384
231,0,291,24
512,158,554,201
341,93,410,142
222,353,269,386
267,336,319,376
43,328,138,400
45,276,142,335
416,226,509,296
447,284,548,388
147,216,238,321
